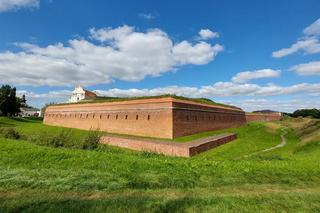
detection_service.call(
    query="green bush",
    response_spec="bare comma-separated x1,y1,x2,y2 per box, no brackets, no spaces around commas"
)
82,130,101,150
41,130,72,148
24,128,101,150
0,127,21,139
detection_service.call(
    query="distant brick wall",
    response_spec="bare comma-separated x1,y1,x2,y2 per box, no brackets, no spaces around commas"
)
245,112,282,122
172,100,246,137
44,97,246,139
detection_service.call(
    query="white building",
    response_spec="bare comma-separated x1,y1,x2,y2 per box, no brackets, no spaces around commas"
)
69,86,97,103
20,107,41,117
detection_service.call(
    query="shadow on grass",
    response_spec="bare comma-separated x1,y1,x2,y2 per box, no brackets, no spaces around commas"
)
0,196,167,213
1,193,320,213
10,117,43,123
0,121,16,127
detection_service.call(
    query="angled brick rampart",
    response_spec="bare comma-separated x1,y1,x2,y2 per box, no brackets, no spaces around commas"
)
44,97,246,139
100,133,237,157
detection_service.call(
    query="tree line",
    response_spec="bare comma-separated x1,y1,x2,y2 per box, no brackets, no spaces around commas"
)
289,108,320,119
0,85,25,116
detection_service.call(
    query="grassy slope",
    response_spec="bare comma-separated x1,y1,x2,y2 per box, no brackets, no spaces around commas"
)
0,117,320,212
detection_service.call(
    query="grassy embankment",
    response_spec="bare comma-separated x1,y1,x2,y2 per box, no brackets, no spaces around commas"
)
0,117,319,212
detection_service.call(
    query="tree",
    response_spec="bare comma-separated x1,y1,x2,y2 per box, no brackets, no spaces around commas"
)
0,85,21,116
291,108,320,118
21,94,27,108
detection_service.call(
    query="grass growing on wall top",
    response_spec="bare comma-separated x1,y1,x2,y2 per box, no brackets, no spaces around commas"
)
51,94,241,109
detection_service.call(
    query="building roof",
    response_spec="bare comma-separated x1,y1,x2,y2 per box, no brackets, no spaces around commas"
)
21,107,40,112
84,90,97,97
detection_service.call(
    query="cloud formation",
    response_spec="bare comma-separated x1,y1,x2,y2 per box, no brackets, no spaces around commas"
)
272,18,320,58
198,29,219,40
16,89,71,108
93,82,320,98
0,25,223,86
290,61,320,75
229,98,320,113
20,81,320,112
0,0,39,12
303,18,320,36
17,68,319,112
231,69,281,83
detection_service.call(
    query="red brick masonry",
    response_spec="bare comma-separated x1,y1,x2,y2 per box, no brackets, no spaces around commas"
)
245,112,282,122
44,97,246,139
100,133,237,157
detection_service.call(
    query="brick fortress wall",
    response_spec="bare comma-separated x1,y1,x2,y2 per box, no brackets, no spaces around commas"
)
245,112,282,122
44,97,246,139
44,98,173,139
172,100,246,137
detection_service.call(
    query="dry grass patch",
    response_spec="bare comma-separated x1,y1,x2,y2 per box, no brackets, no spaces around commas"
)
264,122,282,133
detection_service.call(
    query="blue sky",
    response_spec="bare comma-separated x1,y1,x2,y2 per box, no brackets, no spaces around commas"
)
0,0,319,112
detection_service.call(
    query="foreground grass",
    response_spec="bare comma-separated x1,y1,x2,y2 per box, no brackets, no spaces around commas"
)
0,117,319,212
1,186,320,212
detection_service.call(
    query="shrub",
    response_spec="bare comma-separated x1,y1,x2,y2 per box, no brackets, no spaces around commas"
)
0,128,21,139
43,130,72,148
82,130,101,150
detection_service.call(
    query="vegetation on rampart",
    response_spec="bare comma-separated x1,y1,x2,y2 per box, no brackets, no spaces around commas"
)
51,94,241,110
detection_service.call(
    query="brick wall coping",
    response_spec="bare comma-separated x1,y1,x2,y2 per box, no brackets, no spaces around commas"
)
48,97,243,112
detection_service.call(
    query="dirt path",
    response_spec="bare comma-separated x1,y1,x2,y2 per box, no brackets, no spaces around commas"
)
260,127,288,152
243,127,288,158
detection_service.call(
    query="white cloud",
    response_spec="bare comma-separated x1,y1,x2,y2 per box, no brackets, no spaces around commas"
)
198,29,219,40
272,18,320,58
21,81,320,110
228,98,320,113
0,25,223,86
290,61,320,75
272,38,320,58
93,82,320,98
138,13,157,20
17,89,71,108
303,18,320,36
172,41,223,65
89,25,134,42
0,0,39,12
231,69,281,83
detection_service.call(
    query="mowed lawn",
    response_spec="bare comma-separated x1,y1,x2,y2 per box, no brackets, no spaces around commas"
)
0,117,320,212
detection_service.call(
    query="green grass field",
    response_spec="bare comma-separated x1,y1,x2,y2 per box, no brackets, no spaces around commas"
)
0,117,319,212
